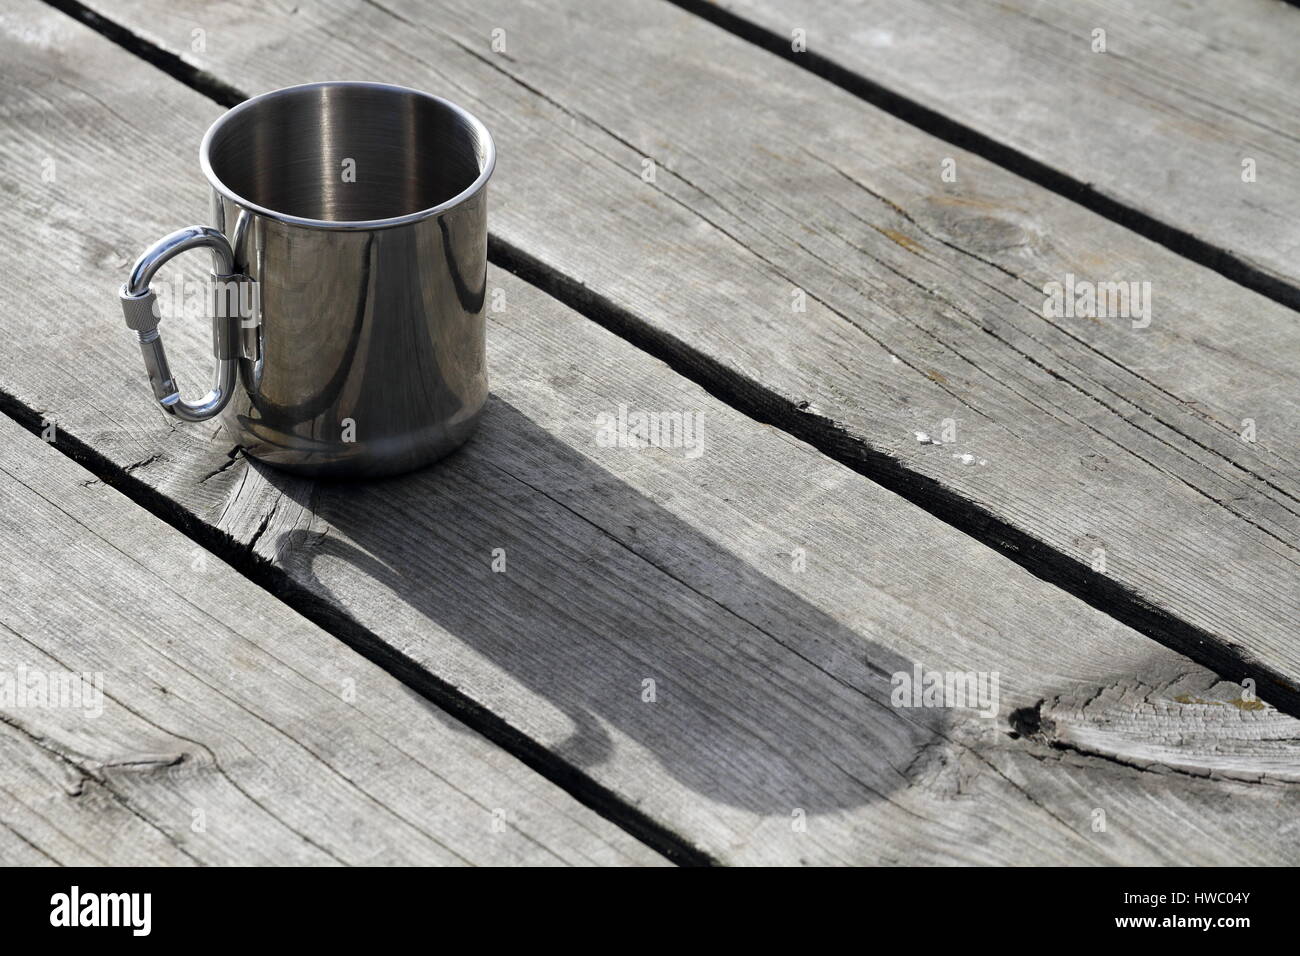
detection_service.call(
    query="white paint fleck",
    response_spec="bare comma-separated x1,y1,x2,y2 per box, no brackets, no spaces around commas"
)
914,431,932,444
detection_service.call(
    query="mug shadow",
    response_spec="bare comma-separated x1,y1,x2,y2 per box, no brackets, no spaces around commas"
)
266,397,952,816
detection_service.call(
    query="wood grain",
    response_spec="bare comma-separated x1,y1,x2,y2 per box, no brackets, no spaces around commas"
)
2,0,1300,863
1022,674,1300,788
65,0,1300,709
715,0,1300,304
0,417,665,866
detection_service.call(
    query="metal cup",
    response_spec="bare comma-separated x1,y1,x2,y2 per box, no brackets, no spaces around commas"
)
117,81,495,478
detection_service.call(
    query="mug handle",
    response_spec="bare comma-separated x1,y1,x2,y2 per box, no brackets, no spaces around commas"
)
117,225,253,422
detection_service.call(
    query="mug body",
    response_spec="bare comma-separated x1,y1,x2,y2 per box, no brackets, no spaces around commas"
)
200,82,494,478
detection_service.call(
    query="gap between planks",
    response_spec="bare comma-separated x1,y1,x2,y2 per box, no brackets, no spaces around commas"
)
40,0,1300,717
8,0,1300,861
0,413,671,866
0,385,714,867
668,0,1300,314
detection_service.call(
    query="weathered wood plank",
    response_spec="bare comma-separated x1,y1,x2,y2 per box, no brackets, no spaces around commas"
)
1020,674,1300,787
67,0,1300,708
0,718,194,865
0,414,666,866
714,0,1300,304
3,0,1300,864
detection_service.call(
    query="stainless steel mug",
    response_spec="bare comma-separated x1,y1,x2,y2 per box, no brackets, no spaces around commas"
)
117,81,496,478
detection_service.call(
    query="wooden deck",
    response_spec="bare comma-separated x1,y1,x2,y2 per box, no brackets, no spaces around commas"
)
1,0,1297,865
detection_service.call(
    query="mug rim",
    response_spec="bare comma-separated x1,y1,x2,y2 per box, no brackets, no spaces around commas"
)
199,80,496,231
